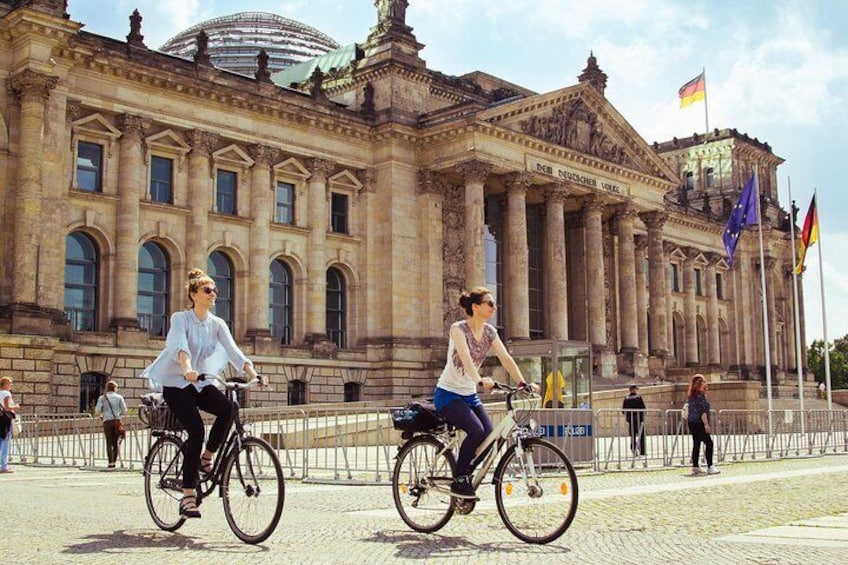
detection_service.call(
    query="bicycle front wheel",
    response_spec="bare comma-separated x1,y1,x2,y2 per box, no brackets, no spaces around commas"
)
392,435,456,533
144,436,186,532
494,438,578,544
221,437,285,544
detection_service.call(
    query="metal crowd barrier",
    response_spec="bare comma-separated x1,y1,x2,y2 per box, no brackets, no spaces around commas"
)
6,406,848,483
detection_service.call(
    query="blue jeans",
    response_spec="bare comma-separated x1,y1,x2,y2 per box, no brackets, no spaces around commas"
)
0,430,10,470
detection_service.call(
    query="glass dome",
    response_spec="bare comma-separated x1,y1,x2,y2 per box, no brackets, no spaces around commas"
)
159,12,340,76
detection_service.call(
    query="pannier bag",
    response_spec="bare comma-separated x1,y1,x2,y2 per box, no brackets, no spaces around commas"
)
391,399,443,433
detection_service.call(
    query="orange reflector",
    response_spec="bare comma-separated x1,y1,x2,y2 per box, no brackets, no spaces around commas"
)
401,484,408,494
505,483,513,496
560,482,569,495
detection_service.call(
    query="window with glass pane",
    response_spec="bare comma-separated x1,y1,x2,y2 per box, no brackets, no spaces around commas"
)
77,141,103,192
64,232,98,331
344,382,361,402
275,181,295,224
326,267,346,348
331,193,348,234
79,372,107,413
705,167,715,188
138,242,170,337
695,269,703,296
716,273,724,300
684,171,694,190
288,379,306,405
670,263,680,292
150,156,173,203
208,251,234,330
269,259,293,344
216,169,237,214
527,206,544,339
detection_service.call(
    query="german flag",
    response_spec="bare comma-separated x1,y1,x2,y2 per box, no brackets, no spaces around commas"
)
794,194,819,274
679,72,706,108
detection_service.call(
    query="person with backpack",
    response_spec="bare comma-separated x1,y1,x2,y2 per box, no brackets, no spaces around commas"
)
686,374,720,475
95,380,127,469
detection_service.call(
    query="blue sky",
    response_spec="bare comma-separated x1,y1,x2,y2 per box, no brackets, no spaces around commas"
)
68,0,848,346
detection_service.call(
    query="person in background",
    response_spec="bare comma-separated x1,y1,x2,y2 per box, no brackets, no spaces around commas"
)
433,287,537,500
95,380,127,469
0,376,20,474
622,384,646,457
686,374,719,475
819,381,826,400
141,268,263,519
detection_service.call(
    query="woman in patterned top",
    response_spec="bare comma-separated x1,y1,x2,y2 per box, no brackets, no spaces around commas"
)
433,286,535,499
686,374,720,475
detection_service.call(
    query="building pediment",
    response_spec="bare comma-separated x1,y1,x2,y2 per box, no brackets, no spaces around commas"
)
478,84,679,185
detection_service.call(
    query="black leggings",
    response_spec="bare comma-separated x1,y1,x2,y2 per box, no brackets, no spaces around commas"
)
688,421,714,468
162,385,232,489
440,400,493,477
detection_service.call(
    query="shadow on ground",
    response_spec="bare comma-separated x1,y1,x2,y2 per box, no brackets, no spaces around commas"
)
363,529,571,559
62,529,270,555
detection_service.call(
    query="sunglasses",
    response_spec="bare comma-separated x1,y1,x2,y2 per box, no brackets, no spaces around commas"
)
482,299,496,308
201,286,218,295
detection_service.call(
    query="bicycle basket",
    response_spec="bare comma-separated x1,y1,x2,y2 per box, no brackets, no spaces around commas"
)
391,400,443,433
144,405,184,432
511,389,540,427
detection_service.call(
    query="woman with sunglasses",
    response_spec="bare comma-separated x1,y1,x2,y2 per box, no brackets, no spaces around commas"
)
433,286,536,499
142,268,262,518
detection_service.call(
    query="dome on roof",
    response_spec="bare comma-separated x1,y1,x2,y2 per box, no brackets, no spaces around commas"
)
159,12,340,76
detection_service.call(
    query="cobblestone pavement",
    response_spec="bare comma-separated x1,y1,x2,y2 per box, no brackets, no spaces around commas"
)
4,454,848,564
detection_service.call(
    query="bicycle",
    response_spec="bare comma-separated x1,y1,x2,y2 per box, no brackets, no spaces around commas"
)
139,375,284,544
391,382,579,544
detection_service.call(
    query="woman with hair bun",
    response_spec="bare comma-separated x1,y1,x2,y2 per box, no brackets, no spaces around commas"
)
142,268,263,518
433,286,536,499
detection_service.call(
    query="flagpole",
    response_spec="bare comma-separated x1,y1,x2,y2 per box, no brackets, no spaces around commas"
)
754,167,773,434
786,178,805,434
814,188,833,409
702,67,710,135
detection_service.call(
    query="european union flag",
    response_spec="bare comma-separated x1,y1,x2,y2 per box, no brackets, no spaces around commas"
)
723,174,758,264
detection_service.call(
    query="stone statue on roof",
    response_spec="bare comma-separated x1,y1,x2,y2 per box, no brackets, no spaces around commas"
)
375,0,408,25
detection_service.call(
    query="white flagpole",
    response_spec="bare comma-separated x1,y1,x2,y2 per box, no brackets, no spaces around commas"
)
814,188,833,410
754,168,773,432
786,178,805,435
702,67,710,135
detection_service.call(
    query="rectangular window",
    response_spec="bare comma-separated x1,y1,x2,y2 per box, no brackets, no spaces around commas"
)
670,263,681,292
331,193,348,234
77,141,103,192
695,269,703,296
150,156,173,204
275,181,295,224
716,273,724,300
216,169,237,215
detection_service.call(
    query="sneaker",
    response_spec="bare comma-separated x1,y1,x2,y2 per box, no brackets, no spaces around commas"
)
450,475,477,499
707,465,721,475
691,467,705,475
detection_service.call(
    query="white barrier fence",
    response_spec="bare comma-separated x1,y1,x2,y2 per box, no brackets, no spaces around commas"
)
8,407,848,482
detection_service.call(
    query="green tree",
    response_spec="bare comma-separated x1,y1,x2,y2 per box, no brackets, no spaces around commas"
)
807,336,848,391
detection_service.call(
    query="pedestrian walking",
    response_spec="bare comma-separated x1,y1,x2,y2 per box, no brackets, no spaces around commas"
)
622,384,646,456
95,381,127,469
686,374,719,475
0,376,20,473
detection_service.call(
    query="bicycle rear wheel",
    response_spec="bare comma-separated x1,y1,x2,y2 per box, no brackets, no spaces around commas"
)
144,436,186,531
494,438,578,544
392,435,456,533
221,437,285,544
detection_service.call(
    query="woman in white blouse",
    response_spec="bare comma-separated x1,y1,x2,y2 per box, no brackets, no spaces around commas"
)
142,268,261,519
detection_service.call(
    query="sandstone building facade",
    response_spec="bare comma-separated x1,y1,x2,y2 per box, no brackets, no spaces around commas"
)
0,0,806,413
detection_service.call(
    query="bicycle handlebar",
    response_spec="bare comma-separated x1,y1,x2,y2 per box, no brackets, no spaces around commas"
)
197,373,271,391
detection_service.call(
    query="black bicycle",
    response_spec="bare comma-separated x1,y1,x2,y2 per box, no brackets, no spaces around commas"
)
139,375,284,544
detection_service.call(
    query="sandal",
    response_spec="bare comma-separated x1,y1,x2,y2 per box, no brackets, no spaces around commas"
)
200,454,213,476
179,495,201,519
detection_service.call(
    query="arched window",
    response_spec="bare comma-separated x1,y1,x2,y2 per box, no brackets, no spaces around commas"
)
344,382,361,402
326,267,346,348
288,379,306,405
79,372,107,413
269,259,293,345
65,232,99,331
684,171,694,190
138,242,170,337
208,251,234,330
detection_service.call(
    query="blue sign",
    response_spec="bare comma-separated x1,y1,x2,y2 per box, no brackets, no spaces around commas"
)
540,424,592,438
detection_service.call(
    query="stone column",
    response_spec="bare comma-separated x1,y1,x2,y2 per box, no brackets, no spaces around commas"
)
305,158,335,340
112,114,151,328
683,248,698,365
185,130,219,271
583,195,606,348
246,144,276,339
544,183,569,339
641,211,668,356
615,204,639,352
706,255,721,366
634,235,649,354
456,160,492,289
8,70,57,307
504,172,532,340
